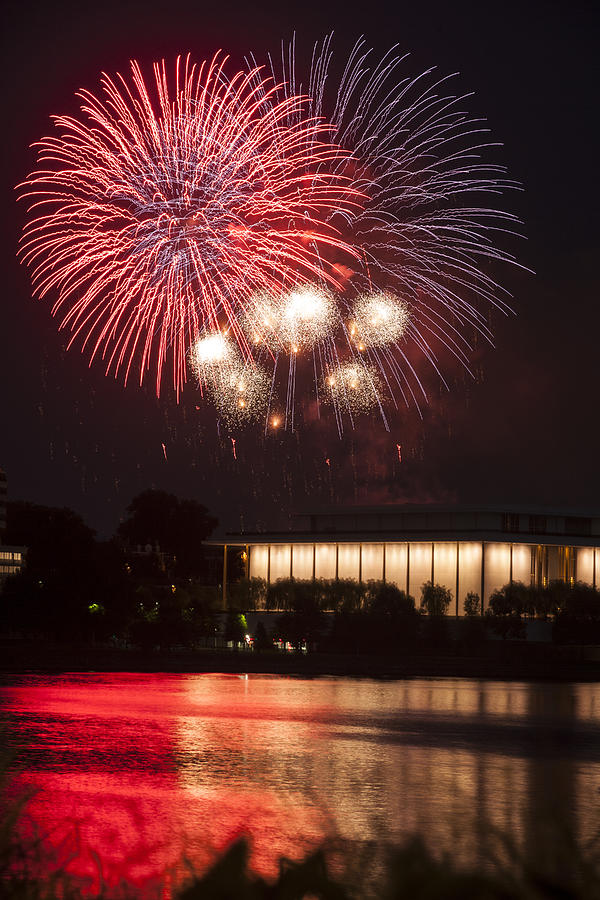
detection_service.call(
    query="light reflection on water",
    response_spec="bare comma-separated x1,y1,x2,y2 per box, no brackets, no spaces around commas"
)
0,673,599,892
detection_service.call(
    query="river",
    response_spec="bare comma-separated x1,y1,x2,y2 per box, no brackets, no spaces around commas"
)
0,673,598,892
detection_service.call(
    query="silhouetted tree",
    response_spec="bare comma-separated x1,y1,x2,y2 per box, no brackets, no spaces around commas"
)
464,592,482,617
553,583,600,644
1,501,100,639
420,582,452,616
461,592,485,647
419,582,452,646
485,583,527,640
229,577,267,611
253,620,272,652
117,490,217,579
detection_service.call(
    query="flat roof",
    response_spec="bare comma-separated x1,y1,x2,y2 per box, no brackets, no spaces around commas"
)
295,503,600,517
209,531,600,549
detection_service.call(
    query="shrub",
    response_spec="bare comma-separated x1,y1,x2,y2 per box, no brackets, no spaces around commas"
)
420,582,452,617
464,591,481,617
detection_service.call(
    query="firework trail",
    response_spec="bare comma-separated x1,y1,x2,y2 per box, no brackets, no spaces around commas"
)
18,53,361,396
249,35,524,420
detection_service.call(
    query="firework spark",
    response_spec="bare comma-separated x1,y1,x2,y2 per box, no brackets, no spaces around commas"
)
18,53,362,396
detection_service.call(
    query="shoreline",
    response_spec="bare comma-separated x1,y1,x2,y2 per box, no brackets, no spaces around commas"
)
1,639,599,682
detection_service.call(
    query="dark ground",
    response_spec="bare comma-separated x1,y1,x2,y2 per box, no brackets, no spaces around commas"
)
1,639,599,682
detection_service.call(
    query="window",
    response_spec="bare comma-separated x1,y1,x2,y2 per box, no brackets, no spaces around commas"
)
565,517,591,536
529,516,547,534
502,513,519,533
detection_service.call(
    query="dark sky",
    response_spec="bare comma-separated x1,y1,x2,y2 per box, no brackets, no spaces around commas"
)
1,0,598,538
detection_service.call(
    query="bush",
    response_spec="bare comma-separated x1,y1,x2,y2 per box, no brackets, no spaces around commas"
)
553,582,600,644
464,591,481,617
420,582,452,616
229,577,267,611
485,584,527,640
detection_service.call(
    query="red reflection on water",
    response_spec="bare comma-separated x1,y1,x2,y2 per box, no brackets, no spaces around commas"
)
3,675,329,895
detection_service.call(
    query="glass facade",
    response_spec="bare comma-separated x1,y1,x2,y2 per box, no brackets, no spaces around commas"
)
247,539,599,614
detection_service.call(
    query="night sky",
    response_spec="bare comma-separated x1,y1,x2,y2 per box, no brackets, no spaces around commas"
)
1,0,598,539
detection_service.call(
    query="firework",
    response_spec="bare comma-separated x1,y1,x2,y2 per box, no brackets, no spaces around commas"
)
18,54,362,396
192,332,270,426
323,361,382,415
19,39,523,433
242,292,282,348
349,292,409,350
193,332,234,368
242,284,338,353
251,36,523,413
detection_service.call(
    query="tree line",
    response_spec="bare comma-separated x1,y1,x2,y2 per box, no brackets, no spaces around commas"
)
0,490,218,645
231,576,600,651
1,491,599,650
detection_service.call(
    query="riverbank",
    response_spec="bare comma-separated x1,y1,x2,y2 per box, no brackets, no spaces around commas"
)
1,638,599,681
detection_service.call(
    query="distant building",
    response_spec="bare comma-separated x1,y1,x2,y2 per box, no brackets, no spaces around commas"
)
220,505,600,615
0,468,25,583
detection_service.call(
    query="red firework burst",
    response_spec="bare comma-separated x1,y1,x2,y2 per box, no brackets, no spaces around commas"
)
18,54,362,395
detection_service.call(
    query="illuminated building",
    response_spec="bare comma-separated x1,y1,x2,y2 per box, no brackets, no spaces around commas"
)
221,506,600,614
0,467,25,583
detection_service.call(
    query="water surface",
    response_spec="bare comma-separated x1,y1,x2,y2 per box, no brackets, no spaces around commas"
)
1,673,598,891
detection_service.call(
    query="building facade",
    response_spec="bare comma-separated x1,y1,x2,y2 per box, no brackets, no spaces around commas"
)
224,506,600,615
0,468,25,583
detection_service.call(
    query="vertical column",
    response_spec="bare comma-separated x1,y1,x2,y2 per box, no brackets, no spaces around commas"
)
383,543,387,583
359,544,363,583
406,543,410,596
312,544,316,581
222,544,228,608
480,542,485,614
267,544,271,585
455,542,459,617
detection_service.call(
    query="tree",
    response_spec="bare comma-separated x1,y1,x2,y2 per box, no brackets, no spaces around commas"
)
419,582,453,647
225,612,248,647
420,582,452,616
117,490,217,579
485,583,527,640
229,577,267,611
464,592,481,617
266,578,295,611
461,591,486,647
253,620,272,652
2,501,98,639
329,583,419,653
369,583,419,649
5,501,95,576
553,583,600,644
